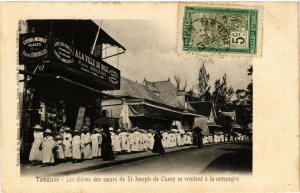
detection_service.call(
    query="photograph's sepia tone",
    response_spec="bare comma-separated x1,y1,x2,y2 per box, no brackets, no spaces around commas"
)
18,18,253,176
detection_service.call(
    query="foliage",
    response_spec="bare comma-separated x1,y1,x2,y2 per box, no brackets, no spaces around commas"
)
195,63,211,101
211,73,234,112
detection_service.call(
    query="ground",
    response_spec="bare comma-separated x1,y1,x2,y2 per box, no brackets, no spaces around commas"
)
21,142,252,176
82,143,252,175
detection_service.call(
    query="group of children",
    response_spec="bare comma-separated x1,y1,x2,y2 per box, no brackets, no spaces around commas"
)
29,124,103,166
108,128,194,153
29,124,250,167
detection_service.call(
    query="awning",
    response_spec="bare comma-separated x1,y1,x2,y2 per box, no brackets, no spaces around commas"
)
20,70,121,99
128,103,182,120
97,29,126,51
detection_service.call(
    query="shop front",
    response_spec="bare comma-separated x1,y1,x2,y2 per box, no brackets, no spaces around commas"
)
19,20,125,163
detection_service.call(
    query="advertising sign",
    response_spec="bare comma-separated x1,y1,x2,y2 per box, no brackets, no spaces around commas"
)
19,34,50,64
19,33,120,90
52,38,120,90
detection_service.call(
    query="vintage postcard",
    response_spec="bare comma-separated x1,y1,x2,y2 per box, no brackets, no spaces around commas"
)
0,2,299,193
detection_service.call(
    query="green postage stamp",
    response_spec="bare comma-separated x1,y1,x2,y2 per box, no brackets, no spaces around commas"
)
180,5,260,55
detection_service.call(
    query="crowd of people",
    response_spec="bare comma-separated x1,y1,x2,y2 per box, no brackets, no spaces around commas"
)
28,124,251,167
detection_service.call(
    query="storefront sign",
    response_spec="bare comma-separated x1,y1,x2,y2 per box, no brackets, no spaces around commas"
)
19,34,50,64
53,38,120,89
19,33,120,90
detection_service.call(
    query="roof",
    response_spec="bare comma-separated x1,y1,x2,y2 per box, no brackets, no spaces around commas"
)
188,101,215,117
141,80,184,109
222,111,236,118
111,77,165,104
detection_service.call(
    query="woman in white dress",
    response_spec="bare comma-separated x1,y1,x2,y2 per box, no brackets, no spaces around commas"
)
41,129,55,167
91,128,101,158
62,127,72,160
72,130,82,163
81,127,92,159
54,135,65,163
29,124,44,165
113,131,122,154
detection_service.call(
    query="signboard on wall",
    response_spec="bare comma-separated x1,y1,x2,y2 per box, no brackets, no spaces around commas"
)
52,38,120,90
19,34,50,64
19,33,121,90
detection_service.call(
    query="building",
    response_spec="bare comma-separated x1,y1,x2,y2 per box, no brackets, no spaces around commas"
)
188,101,219,135
18,20,125,163
102,77,204,131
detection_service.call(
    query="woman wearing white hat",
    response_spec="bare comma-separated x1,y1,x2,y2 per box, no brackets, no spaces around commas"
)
29,124,44,165
40,129,55,167
81,127,92,159
91,128,101,158
72,129,82,163
62,127,72,160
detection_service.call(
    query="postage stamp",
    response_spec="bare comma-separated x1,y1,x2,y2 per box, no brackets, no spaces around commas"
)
178,4,261,55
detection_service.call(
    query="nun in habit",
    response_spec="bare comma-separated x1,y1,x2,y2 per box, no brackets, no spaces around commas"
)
152,130,165,154
101,125,115,161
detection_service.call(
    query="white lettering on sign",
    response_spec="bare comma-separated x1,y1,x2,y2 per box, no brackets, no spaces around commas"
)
53,41,74,64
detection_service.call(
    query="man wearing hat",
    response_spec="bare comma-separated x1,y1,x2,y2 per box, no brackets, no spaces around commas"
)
29,124,44,165
40,129,55,167
81,126,92,159
63,127,72,160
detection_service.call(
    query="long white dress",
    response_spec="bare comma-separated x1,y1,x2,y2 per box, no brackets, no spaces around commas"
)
54,139,65,159
81,132,92,159
114,134,121,153
127,133,134,153
29,131,43,161
91,133,100,157
72,135,81,159
119,132,127,151
41,136,55,163
132,131,140,152
62,132,72,158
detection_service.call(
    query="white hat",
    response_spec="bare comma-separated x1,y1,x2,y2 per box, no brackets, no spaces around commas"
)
33,124,43,130
44,129,53,134
109,127,114,131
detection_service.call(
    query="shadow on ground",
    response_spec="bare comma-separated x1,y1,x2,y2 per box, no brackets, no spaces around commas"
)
202,145,252,173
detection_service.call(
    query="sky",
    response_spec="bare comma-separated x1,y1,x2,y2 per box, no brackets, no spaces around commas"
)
95,20,252,92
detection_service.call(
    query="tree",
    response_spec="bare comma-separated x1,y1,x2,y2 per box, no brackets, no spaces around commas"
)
233,65,253,129
195,63,211,101
211,73,234,112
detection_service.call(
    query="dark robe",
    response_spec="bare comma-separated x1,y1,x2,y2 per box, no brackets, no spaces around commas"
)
101,131,115,161
197,133,204,148
152,133,165,154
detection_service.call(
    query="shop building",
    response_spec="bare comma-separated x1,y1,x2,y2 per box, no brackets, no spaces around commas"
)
188,101,219,135
18,20,125,163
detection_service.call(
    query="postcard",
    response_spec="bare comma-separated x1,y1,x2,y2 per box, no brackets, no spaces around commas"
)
0,2,299,193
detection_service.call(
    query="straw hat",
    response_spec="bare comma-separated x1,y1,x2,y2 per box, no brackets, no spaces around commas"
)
44,129,53,134
55,135,63,140
33,124,43,130
64,127,71,132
